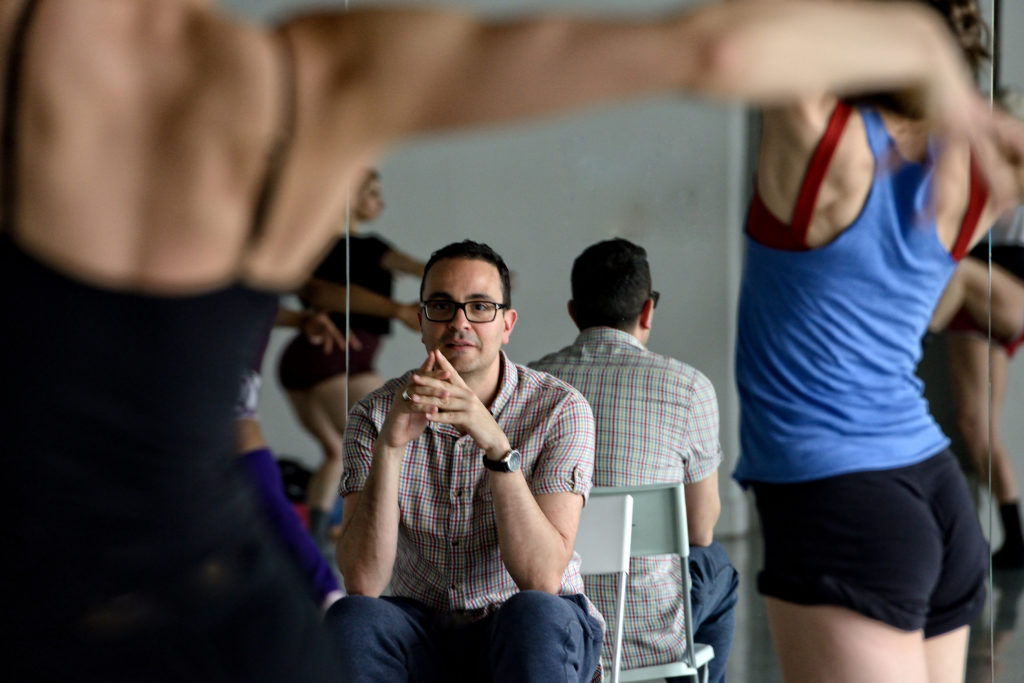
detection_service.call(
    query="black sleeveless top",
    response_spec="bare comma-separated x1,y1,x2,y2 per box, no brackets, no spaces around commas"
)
312,234,394,335
1,0,294,629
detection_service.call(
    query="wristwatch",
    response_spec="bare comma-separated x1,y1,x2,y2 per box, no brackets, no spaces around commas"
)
482,448,522,473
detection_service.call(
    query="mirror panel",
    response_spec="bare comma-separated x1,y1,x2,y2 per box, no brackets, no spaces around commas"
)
228,0,1024,680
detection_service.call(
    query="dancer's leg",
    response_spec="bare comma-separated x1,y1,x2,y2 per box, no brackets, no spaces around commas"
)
765,599,930,683
949,337,1022,566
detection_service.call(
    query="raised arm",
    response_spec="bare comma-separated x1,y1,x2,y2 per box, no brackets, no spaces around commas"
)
381,248,426,278
300,278,421,332
246,0,1010,288
280,1,980,151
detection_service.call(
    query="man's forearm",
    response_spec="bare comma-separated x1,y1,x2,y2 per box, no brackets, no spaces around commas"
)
489,472,577,594
335,445,405,596
685,475,721,547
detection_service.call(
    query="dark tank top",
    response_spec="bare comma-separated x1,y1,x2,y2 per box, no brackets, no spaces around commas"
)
312,234,394,335
1,0,283,620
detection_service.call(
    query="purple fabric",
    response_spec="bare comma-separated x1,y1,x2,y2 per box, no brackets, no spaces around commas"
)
241,447,340,604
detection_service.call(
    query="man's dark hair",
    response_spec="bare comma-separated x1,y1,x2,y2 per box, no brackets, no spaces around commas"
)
570,238,652,331
420,240,512,305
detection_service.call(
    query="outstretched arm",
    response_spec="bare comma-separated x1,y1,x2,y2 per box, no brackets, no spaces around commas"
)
300,278,421,332
381,248,426,279
250,1,1015,288
280,1,982,153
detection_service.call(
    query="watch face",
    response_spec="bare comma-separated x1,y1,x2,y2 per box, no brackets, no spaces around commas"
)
484,449,522,472
506,449,522,472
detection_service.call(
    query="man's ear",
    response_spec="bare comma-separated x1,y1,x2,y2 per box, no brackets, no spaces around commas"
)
501,309,518,344
638,298,654,331
567,300,578,326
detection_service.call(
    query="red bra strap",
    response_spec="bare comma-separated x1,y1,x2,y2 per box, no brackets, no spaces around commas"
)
950,156,989,261
790,101,853,244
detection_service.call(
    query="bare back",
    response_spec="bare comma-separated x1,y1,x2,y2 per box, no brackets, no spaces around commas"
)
757,95,1003,252
0,0,384,293
0,0,714,295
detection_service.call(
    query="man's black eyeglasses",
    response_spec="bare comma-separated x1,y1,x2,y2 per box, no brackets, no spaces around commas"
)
421,299,508,323
650,291,660,308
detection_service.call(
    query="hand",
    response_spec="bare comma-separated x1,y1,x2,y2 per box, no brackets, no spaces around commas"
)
378,353,448,449
395,302,421,332
301,311,358,353
301,311,348,353
403,349,510,457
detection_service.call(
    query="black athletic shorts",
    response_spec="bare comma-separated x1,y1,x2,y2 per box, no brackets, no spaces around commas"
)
278,328,381,390
751,450,988,637
967,243,1024,281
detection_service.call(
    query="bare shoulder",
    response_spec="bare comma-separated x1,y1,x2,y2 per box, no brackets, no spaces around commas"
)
755,96,840,216
757,95,874,245
1,0,289,291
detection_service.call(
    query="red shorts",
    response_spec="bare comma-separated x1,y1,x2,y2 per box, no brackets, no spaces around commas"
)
947,308,1024,358
277,328,382,390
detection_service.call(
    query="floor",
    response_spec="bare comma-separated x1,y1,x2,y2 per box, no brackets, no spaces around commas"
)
627,530,1024,683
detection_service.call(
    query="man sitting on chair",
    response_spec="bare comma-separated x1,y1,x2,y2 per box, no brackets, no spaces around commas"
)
531,238,739,683
328,240,604,682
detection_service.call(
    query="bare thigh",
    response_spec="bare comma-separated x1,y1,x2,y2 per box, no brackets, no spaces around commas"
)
286,374,350,452
766,598,930,683
346,372,385,411
989,265,1024,341
923,626,969,683
949,335,1016,499
286,371,385,446
956,259,1024,341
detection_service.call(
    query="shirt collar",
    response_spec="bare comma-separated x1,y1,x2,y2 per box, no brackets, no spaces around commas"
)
489,351,518,415
575,326,645,350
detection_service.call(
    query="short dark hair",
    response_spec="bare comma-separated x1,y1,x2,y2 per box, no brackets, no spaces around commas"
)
570,238,652,331
420,240,512,305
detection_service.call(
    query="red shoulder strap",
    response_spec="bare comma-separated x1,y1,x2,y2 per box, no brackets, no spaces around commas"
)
790,102,853,244
950,157,989,261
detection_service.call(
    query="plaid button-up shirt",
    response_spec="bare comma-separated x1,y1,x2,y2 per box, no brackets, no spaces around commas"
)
341,351,598,618
531,327,722,671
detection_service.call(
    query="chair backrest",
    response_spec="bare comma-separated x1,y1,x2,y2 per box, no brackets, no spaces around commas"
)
589,483,699,669
575,493,633,683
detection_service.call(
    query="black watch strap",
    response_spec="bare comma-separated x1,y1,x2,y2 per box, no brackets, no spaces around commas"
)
482,449,521,473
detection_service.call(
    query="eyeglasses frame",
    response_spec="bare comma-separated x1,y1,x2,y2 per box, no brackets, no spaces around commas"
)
420,299,509,323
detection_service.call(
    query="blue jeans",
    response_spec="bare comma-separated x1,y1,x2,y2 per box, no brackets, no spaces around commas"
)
324,590,603,682
667,542,739,683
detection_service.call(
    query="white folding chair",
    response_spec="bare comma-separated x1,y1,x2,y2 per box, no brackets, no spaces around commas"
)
590,483,715,683
575,493,633,683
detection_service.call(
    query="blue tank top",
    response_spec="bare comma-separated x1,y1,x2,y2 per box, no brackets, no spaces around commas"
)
733,105,983,485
